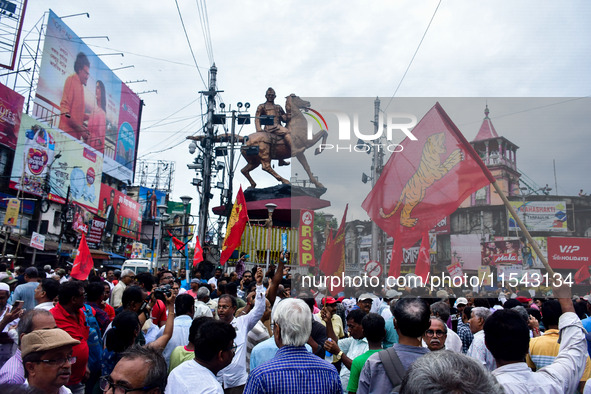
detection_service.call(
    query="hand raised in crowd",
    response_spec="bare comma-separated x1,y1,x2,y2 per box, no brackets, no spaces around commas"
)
255,267,264,285
1,302,23,325
552,280,572,299
164,291,177,308
320,307,332,323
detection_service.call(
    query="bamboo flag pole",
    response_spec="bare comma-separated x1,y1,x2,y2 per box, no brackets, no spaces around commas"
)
491,180,555,277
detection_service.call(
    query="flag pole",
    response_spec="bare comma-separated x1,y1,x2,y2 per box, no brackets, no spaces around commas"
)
437,103,555,277
491,180,554,276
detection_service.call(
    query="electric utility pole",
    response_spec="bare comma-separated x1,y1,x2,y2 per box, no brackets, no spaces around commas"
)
198,65,218,244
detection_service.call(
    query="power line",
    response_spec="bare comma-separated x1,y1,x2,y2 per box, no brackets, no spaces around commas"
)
197,0,214,65
384,0,442,113
174,0,207,88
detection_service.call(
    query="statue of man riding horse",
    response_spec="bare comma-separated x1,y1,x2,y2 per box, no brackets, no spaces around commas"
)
241,88,328,189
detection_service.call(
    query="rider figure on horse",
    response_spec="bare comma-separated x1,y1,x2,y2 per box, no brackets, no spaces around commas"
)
255,87,293,166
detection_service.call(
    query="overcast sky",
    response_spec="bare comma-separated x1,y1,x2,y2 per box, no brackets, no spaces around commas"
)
11,1,591,223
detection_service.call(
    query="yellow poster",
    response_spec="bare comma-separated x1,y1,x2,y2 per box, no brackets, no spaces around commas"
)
478,265,492,286
3,198,20,227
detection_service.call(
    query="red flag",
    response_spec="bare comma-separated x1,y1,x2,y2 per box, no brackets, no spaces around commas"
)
319,205,348,284
71,233,93,280
415,232,431,284
171,236,185,251
193,235,204,267
362,103,494,277
575,265,590,284
220,186,249,265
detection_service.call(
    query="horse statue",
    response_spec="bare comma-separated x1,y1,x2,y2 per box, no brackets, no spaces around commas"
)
240,94,328,188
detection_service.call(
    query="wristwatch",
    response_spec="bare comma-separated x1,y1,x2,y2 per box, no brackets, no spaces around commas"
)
336,350,343,358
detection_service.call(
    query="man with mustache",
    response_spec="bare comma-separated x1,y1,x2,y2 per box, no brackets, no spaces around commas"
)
423,317,447,351
21,328,80,394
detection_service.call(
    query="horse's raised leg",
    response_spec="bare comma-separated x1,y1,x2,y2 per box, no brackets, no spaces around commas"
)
261,160,290,185
296,152,324,188
314,130,328,155
241,161,260,189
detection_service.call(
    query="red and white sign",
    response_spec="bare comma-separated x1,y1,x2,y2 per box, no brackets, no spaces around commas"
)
431,216,450,234
30,232,45,251
548,237,591,269
447,262,464,283
364,260,383,277
492,253,520,264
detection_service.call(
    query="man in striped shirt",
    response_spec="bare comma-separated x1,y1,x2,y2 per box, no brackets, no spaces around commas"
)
0,309,56,384
244,298,342,394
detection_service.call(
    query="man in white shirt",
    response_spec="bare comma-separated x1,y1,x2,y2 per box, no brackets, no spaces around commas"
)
216,267,265,393
323,308,369,390
111,269,135,309
195,287,214,318
34,279,59,311
466,306,496,371
208,268,223,289
166,319,236,394
488,283,587,394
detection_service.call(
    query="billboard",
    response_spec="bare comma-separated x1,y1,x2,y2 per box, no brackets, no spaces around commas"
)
138,187,167,220
33,10,141,183
481,238,522,266
97,184,141,240
450,234,482,270
547,237,591,270
507,200,568,232
10,114,103,213
522,236,547,269
0,82,24,149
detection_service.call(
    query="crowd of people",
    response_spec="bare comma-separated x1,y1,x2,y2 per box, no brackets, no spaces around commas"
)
0,259,589,393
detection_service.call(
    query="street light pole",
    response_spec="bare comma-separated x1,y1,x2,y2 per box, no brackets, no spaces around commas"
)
356,224,365,275
198,65,218,245
150,204,168,272
265,203,277,272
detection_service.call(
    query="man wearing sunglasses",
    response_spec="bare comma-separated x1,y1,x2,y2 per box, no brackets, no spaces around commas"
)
100,345,167,394
21,328,80,394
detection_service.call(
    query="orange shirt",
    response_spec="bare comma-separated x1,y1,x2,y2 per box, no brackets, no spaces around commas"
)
59,73,86,139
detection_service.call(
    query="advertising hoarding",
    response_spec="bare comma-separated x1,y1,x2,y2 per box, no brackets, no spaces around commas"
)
522,236,547,269
86,216,106,249
450,234,482,270
482,238,522,266
547,237,591,270
138,186,167,220
33,10,141,183
10,114,103,213
0,82,24,149
507,200,567,232
98,184,141,240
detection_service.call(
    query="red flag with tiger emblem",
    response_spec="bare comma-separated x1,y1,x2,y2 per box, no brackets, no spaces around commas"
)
362,103,494,277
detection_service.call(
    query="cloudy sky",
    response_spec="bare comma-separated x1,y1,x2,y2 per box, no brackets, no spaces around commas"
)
8,1,591,223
